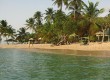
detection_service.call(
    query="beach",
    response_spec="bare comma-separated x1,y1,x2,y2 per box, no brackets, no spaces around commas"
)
0,42,110,57
0,42,110,51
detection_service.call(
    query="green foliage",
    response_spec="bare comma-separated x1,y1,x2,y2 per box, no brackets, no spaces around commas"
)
82,1,104,20
0,20,16,44
89,23,99,36
52,0,68,10
89,36,97,42
16,27,30,43
1,1,109,44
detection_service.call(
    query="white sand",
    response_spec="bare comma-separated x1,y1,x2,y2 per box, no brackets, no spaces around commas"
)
0,42,110,51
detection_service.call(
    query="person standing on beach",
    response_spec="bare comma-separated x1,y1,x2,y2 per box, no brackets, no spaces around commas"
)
29,38,34,48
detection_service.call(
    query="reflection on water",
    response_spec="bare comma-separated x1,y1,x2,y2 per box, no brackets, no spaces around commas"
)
0,49,110,80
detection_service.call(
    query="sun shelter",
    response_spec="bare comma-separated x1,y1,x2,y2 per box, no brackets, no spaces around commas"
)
96,31,109,42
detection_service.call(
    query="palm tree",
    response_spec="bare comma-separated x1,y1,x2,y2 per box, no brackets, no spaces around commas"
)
82,1,104,38
34,11,42,26
52,0,68,11
82,1,104,22
0,20,16,44
0,20,9,44
45,8,55,24
16,27,29,43
5,25,16,44
6,25,16,38
33,11,43,33
68,0,84,19
26,18,35,32
0,20,8,34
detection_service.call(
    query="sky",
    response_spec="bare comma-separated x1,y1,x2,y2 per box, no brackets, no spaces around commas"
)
0,0,110,30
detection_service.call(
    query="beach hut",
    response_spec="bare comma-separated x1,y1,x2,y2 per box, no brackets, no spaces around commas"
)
96,31,109,42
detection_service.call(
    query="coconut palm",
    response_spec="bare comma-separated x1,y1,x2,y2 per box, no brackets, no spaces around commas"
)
0,20,16,44
34,11,42,26
45,8,55,23
26,18,36,32
6,25,16,38
52,0,68,11
0,20,9,44
5,25,16,44
16,27,29,43
0,20,8,35
82,1,104,38
68,0,84,19
82,1,104,22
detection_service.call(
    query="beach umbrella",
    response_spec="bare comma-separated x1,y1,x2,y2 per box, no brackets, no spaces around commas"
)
29,38,33,40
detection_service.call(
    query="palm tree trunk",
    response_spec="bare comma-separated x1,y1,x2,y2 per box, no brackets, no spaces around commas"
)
60,5,62,11
102,29,105,42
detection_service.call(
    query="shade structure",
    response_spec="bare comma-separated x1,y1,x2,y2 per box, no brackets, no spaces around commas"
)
29,38,34,41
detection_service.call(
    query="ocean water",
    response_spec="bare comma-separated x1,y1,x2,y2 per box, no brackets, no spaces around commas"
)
0,49,110,80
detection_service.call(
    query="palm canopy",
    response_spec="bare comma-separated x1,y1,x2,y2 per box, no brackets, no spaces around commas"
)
34,11,42,23
0,20,7,27
52,0,68,11
26,18,35,32
68,0,83,11
0,20,16,44
17,27,26,35
68,0,84,19
82,1,104,19
16,27,30,43
0,20,8,34
0,20,15,36
33,11,43,29
45,8,55,23
6,25,16,37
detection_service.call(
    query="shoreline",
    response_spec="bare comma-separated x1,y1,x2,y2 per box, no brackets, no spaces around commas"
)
0,42,110,51
0,42,110,57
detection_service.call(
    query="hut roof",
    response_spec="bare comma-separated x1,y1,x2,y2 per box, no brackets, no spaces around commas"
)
96,31,103,35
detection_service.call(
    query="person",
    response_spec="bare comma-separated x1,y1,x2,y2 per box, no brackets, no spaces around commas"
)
29,38,34,48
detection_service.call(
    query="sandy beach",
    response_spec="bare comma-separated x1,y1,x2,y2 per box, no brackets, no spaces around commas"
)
0,42,110,57
0,42,110,51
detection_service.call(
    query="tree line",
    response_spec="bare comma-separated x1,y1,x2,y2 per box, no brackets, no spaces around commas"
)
0,0,110,45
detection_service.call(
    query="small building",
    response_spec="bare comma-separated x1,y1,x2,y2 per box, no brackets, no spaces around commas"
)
96,31,109,42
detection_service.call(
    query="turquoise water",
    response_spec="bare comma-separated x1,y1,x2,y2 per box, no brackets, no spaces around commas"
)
0,49,110,80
